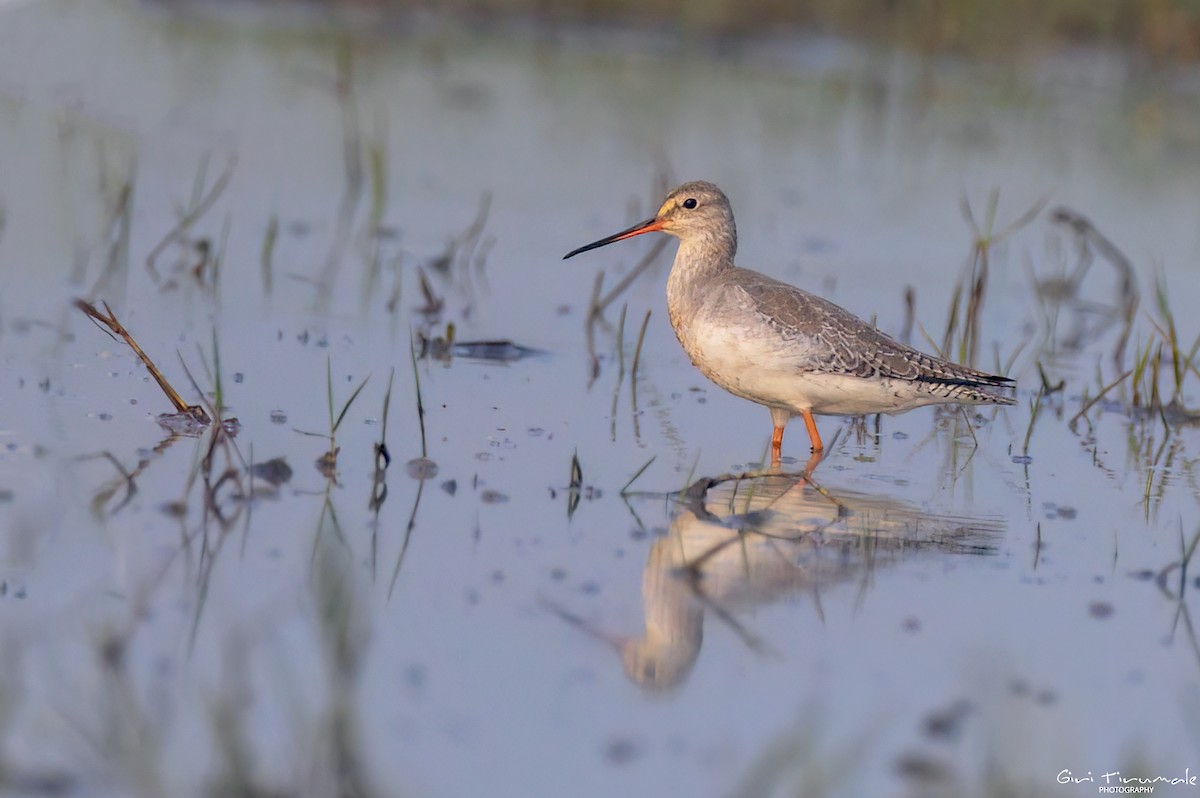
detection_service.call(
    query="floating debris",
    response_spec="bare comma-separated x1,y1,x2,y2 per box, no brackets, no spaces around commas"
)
269,409,288,424
895,754,954,785
156,409,217,436
250,457,293,487
921,698,973,741
457,340,544,361
316,448,339,479
418,325,545,363
603,736,642,766
480,489,508,504
406,457,439,480
1042,502,1077,520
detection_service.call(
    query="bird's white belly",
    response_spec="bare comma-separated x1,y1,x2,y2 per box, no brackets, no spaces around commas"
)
679,322,939,416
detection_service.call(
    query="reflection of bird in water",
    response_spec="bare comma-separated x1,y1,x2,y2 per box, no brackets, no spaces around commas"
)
547,472,1003,692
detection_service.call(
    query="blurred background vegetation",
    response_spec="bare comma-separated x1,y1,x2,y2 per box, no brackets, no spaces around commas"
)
163,0,1200,62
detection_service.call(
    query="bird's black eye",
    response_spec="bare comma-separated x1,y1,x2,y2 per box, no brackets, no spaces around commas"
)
682,198,698,209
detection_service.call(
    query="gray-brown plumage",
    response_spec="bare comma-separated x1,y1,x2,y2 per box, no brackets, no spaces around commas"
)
565,180,1015,463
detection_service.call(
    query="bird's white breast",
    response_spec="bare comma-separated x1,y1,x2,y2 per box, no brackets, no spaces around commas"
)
673,310,949,417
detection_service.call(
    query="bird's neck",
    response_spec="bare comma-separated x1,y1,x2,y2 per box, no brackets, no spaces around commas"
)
671,232,737,283
666,234,736,339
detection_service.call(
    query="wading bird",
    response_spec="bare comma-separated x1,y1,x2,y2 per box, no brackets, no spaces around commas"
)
564,181,1015,465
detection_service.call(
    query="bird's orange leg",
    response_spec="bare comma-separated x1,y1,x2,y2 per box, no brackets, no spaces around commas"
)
770,425,785,468
800,409,824,453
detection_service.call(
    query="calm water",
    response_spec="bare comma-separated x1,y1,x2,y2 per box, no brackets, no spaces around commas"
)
2,2,1200,796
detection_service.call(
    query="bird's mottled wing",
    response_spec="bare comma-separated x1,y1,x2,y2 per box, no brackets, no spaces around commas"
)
730,270,1013,390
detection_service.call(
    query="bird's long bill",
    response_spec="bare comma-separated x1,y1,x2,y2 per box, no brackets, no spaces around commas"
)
563,216,665,260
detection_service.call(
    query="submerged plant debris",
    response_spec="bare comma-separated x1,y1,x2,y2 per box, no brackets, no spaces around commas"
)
74,299,230,432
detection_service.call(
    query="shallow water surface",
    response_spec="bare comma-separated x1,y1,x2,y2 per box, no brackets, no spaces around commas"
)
1,2,1200,796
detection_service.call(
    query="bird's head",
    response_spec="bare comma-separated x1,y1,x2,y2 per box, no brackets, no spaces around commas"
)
563,180,736,259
